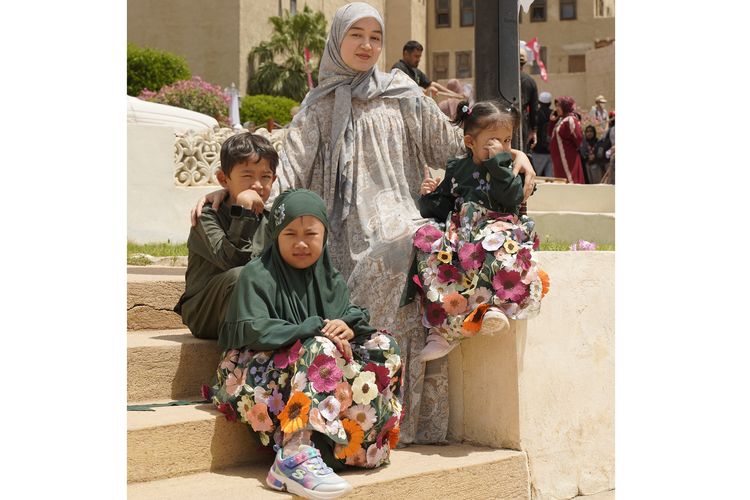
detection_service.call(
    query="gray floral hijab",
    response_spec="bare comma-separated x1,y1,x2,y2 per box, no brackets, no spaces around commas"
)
298,2,423,222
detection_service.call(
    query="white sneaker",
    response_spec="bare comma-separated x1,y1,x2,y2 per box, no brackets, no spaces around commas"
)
266,444,353,499
479,307,510,336
416,333,459,362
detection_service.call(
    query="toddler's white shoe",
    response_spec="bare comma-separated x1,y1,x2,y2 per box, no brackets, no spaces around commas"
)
479,307,510,336
416,333,458,362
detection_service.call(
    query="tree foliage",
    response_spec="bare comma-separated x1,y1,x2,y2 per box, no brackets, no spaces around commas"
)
127,43,191,96
247,5,327,101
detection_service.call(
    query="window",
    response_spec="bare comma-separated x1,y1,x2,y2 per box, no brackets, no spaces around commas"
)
456,51,472,78
530,0,546,22
595,0,614,17
433,52,449,80
290,0,297,14
436,0,451,28
568,54,585,73
531,47,547,75
460,0,474,27
560,0,577,20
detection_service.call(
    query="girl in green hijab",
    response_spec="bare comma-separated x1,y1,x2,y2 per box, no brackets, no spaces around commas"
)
208,189,402,499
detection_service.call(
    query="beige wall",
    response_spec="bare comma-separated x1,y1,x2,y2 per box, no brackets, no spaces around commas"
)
128,0,245,91
384,0,427,71
425,0,475,80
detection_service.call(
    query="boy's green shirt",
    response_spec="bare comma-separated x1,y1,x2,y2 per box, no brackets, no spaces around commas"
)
175,201,271,314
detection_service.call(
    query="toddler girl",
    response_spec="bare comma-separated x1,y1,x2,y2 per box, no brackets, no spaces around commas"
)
413,100,550,361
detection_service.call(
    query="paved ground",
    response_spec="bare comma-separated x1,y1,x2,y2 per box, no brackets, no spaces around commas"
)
574,490,615,500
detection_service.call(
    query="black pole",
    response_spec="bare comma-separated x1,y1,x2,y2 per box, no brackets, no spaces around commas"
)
474,0,521,149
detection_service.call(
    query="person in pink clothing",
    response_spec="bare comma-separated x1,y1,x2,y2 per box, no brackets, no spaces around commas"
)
549,96,585,183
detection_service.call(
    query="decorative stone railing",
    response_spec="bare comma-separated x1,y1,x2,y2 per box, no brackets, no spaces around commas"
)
173,127,285,186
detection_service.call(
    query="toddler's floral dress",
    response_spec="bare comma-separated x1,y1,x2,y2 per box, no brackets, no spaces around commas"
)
412,152,549,344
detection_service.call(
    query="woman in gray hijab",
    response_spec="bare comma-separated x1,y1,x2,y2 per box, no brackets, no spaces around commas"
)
194,1,537,449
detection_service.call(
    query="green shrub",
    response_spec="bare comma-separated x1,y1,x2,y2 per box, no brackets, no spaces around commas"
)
127,43,191,96
138,77,230,126
240,94,299,127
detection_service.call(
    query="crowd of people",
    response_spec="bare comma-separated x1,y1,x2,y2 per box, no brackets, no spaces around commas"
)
170,3,607,498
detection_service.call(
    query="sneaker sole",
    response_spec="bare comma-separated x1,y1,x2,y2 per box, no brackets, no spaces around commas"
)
480,316,510,336
266,467,353,499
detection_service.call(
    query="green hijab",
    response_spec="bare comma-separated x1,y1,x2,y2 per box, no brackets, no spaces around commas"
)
218,189,375,351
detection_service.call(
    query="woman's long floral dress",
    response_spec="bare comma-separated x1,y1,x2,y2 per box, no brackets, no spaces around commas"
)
412,154,549,343
207,331,402,469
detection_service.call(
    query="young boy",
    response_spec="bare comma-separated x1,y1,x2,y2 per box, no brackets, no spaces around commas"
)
174,132,278,339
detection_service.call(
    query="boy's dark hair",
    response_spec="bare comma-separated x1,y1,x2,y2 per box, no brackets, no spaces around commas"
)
402,40,423,53
452,99,520,138
219,132,279,176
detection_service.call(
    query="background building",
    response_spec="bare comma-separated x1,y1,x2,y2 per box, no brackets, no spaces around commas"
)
425,0,615,110
128,0,613,109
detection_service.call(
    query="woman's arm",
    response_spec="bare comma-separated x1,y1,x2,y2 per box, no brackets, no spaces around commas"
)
509,149,536,201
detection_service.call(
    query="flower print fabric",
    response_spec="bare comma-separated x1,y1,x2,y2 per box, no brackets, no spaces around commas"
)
210,332,402,469
413,153,549,345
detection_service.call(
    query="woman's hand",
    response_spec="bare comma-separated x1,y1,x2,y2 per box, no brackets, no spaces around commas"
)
510,149,537,201
420,165,442,195
190,189,228,226
322,319,354,362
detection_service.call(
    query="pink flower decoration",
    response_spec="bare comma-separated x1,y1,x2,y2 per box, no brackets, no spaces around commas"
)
334,381,354,414
493,269,530,303
273,339,302,369
217,402,237,422
376,415,398,448
224,367,247,397
425,302,447,327
248,402,274,432
533,234,540,250
458,242,486,270
219,349,239,371
570,239,597,251
200,384,212,401
413,224,443,252
437,264,460,284
442,292,469,316
267,389,285,415
308,354,343,393
363,362,390,393
515,247,533,272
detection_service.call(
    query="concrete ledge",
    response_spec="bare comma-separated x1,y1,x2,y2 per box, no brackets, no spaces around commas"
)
448,251,614,499
127,329,221,402
128,404,265,483
530,211,615,245
527,183,615,213
127,270,186,330
128,444,529,499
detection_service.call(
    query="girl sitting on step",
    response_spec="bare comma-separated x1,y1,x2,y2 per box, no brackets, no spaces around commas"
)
206,189,402,500
412,100,550,362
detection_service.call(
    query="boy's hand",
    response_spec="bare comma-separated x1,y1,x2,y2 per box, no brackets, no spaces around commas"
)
191,189,228,226
235,189,265,215
420,164,442,195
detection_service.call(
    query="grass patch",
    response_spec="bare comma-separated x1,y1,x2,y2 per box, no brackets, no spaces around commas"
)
128,241,188,257
539,241,615,251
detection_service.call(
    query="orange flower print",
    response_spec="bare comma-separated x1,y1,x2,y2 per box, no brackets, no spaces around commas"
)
278,391,311,434
334,418,365,459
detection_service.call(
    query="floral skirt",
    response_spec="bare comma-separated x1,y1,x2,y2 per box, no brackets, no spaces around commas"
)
208,332,403,469
412,202,549,341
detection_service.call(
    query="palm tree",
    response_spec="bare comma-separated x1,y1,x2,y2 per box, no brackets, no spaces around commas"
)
248,5,327,102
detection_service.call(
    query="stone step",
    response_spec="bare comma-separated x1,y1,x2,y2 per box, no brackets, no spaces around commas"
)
528,211,615,246
128,403,266,483
527,183,615,213
128,266,186,330
128,442,529,499
127,329,220,403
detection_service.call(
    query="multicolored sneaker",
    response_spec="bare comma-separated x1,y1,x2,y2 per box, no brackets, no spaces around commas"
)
266,444,353,499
